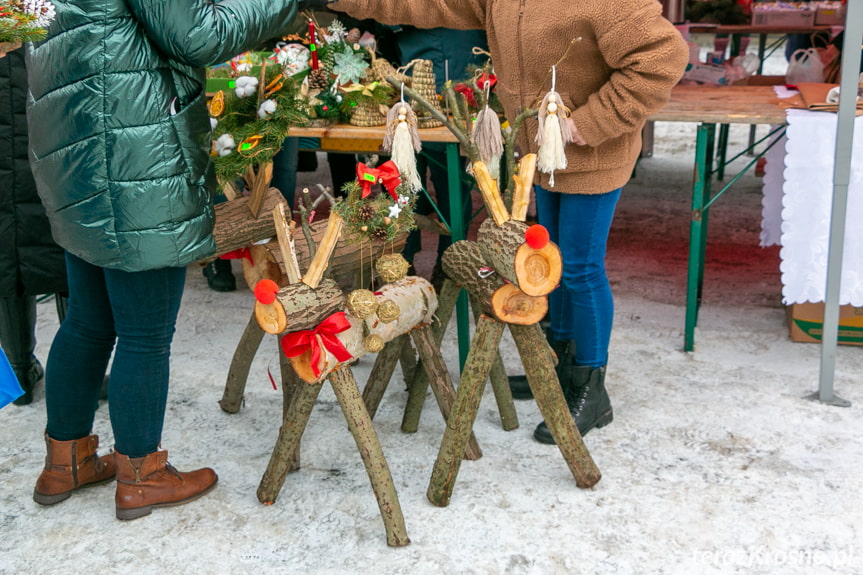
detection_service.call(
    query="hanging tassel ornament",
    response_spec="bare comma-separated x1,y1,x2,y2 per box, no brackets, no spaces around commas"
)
382,86,422,192
471,80,504,181
535,65,573,188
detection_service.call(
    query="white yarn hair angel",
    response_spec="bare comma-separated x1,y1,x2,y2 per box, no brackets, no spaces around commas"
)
535,65,573,187
381,85,423,192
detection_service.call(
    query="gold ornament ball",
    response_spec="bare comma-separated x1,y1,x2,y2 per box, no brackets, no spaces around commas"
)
364,334,385,353
346,289,379,319
375,253,410,283
376,299,401,323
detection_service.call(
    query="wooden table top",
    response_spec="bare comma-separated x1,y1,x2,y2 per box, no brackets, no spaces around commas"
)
687,24,835,36
650,84,794,125
288,85,794,144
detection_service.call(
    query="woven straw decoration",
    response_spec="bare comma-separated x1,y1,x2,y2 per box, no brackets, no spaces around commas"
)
349,98,388,127
410,60,443,128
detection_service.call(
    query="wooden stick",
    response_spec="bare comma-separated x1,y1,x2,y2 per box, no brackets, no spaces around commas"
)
473,161,509,226
362,335,408,419
401,277,460,433
511,153,537,222
411,325,482,461
302,211,343,288
219,309,266,414
329,367,410,547
247,162,274,218
467,292,519,431
257,378,325,504
273,203,302,284
509,323,601,488
426,315,504,507
277,341,302,473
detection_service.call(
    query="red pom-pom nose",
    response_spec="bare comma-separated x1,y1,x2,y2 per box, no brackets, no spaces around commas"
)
524,224,550,249
254,279,280,304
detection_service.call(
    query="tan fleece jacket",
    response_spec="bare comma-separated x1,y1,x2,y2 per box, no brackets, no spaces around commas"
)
331,0,689,193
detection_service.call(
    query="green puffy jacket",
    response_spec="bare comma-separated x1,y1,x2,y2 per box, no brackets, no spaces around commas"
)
26,0,299,272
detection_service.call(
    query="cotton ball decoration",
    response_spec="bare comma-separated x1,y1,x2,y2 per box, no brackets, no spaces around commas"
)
210,117,218,130
234,76,259,99
214,134,236,157
258,99,277,119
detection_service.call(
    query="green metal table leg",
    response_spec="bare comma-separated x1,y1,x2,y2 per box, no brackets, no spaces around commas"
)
685,123,716,352
716,123,729,181
446,142,470,370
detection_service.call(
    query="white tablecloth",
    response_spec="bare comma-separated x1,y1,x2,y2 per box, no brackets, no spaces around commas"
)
762,107,863,306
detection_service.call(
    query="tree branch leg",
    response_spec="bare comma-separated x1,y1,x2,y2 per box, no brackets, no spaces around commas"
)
329,367,410,547
411,324,482,461
509,323,601,488
219,309,265,413
362,334,408,419
427,315,504,507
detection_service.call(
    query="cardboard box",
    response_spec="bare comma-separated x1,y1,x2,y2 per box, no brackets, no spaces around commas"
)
815,5,845,25
786,302,863,346
681,62,729,85
752,7,816,27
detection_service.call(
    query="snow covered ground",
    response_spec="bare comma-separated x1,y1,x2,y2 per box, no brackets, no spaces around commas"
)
1,35,860,575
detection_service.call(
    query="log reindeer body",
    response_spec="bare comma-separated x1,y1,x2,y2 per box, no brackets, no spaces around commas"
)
283,276,438,383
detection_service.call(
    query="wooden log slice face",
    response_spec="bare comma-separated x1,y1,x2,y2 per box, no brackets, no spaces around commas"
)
514,242,562,296
255,300,287,335
490,284,548,325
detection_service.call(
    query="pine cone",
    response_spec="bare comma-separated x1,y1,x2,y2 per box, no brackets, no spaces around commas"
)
371,227,389,243
308,68,330,90
358,203,376,221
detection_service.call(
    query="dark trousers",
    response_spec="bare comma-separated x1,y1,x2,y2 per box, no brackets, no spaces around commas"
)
45,253,186,458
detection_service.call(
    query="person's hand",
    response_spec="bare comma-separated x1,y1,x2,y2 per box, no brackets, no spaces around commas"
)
566,116,587,145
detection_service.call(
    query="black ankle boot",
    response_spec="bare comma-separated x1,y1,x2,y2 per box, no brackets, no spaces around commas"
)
507,316,556,400
0,295,43,405
202,259,236,292
533,364,613,444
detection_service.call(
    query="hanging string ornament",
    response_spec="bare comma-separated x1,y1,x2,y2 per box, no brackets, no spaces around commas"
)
346,288,378,319
535,65,573,188
381,86,422,193
471,79,504,181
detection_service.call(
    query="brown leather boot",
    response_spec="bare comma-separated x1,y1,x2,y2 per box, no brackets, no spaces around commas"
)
33,433,117,505
114,450,217,520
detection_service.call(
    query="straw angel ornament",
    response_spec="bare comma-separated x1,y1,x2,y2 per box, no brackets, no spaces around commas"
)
381,85,422,192
471,78,504,181
535,65,573,187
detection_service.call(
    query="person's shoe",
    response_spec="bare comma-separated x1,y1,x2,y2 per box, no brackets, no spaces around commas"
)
11,358,43,406
534,364,613,444
114,449,218,520
33,433,117,505
202,259,236,292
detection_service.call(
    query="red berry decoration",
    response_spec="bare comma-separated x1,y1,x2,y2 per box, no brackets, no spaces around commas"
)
254,279,280,304
525,224,550,250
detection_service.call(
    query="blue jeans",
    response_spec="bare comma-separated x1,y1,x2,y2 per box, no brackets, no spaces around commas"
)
271,137,300,208
45,253,186,458
535,186,621,367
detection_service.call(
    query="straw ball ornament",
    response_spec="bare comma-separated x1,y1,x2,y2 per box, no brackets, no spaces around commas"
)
376,299,401,324
375,253,410,284
363,334,385,353
346,289,379,319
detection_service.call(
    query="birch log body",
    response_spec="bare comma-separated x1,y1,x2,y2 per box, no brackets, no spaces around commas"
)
211,188,282,257
290,276,438,383
477,219,562,297
255,278,345,335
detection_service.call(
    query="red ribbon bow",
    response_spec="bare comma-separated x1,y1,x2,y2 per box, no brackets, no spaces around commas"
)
356,161,402,200
280,312,353,378
220,248,254,264
476,73,497,91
